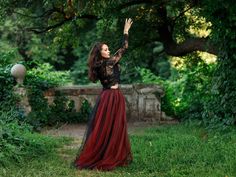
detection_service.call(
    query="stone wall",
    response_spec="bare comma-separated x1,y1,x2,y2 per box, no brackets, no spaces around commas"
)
44,84,165,122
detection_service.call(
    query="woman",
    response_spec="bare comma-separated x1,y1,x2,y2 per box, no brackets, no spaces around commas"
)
74,18,133,171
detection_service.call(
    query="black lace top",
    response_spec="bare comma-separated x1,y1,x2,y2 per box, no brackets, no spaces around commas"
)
95,34,128,89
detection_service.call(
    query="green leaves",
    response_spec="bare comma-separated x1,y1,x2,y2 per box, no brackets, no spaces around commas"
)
198,0,236,129
0,114,62,167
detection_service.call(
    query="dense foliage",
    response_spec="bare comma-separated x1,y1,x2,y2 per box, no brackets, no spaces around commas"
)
199,0,236,129
23,63,90,128
0,0,236,166
0,106,65,167
162,55,216,120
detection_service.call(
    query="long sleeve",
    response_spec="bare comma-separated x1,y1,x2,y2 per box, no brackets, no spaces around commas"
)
112,34,128,63
97,34,128,89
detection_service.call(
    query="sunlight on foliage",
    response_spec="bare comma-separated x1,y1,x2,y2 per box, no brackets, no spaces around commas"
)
197,52,217,64
28,63,72,85
185,9,212,38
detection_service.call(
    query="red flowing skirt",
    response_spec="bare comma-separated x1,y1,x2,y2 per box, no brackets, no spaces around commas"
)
74,89,132,170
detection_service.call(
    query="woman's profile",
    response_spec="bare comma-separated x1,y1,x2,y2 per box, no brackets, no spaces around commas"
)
74,18,133,171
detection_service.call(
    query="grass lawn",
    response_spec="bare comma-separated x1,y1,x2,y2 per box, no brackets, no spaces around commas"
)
1,123,236,177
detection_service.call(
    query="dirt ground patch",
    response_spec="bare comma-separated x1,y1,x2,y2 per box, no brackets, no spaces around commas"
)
41,120,179,139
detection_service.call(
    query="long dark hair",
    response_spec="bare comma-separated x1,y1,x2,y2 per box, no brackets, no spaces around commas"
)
88,42,106,82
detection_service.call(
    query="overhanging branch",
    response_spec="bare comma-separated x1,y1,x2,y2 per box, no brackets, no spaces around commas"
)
163,38,218,56
13,8,61,19
25,14,99,34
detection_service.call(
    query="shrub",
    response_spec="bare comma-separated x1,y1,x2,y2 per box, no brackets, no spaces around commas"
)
0,110,61,167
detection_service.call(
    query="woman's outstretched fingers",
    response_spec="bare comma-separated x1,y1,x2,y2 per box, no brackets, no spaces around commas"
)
124,18,133,34
126,18,133,25
128,18,133,24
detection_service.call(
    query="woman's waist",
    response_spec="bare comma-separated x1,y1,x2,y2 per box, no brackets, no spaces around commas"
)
101,78,120,89
102,83,120,90
110,83,119,89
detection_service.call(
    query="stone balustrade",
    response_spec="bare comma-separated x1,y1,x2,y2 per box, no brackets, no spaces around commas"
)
44,84,165,122
11,64,170,122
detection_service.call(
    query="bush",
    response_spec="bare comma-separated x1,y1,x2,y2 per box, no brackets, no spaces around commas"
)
46,95,91,125
161,61,216,120
0,110,61,167
0,65,18,112
22,63,73,129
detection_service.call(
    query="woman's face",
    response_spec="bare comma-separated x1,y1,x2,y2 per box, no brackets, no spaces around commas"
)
101,44,110,59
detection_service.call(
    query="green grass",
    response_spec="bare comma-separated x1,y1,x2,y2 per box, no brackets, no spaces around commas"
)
123,123,236,177
1,123,236,177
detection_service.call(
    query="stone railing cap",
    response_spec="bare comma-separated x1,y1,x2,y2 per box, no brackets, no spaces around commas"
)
133,83,164,95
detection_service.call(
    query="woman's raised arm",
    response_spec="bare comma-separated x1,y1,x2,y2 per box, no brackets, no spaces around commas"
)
112,18,133,63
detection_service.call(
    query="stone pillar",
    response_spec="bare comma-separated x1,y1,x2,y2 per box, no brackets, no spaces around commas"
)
133,83,165,122
11,64,31,115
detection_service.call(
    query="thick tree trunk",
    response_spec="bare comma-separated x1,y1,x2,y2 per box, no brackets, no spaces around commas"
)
157,5,218,56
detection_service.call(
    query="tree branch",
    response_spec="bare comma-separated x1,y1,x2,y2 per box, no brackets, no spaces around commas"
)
26,19,70,34
117,0,155,9
163,37,218,56
13,7,63,19
26,14,99,34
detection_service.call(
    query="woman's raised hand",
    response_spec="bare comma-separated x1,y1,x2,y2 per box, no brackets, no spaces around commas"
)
124,18,133,34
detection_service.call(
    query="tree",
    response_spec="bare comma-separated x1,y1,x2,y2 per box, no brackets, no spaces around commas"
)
0,0,217,57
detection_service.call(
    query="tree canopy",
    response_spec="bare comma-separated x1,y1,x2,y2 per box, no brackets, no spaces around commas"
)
0,0,218,57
